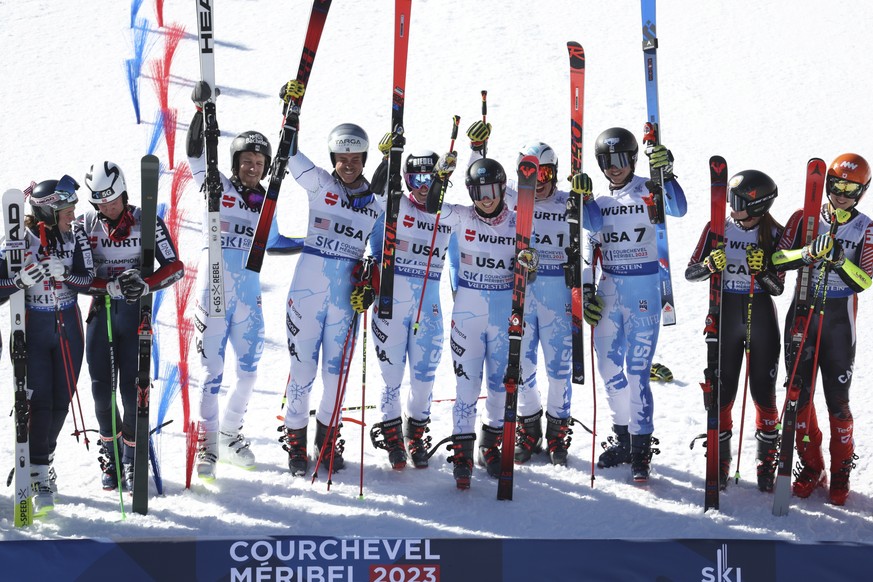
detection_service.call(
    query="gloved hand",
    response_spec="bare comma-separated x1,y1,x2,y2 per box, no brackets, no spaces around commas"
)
350,257,380,314
12,256,48,290
191,81,218,109
569,172,593,202
746,245,765,274
647,144,674,180
106,277,125,301
42,255,68,281
118,268,150,304
466,120,492,152
802,234,834,264
703,246,727,273
582,283,605,327
517,248,539,276
280,79,306,103
824,238,845,267
378,132,393,157
434,151,457,181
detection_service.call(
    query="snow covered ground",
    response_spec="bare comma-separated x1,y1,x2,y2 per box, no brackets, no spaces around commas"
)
2,0,873,547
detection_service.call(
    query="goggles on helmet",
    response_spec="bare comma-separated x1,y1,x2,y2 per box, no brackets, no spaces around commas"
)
405,172,434,191
32,175,80,208
596,152,634,171
827,176,865,200
468,183,502,201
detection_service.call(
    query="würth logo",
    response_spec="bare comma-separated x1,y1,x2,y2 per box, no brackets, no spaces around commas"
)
465,229,475,242
325,192,339,206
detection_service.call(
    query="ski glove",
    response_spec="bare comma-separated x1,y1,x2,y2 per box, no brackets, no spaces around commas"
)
13,256,48,289
350,257,380,314
647,144,674,180
106,278,125,301
746,245,765,274
191,81,218,109
42,255,68,281
704,246,727,273
582,284,605,327
650,362,674,382
517,248,539,277
466,121,491,152
435,151,457,180
280,80,305,103
802,234,835,264
569,172,593,202
378,132,393,157
118,268,150,304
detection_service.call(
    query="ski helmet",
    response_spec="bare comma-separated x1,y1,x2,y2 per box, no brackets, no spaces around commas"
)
465,158,507,202
594,127,639,172
328,123,369,166
230,131,272,179
30,175,80,227
827,153,871,202
404,150,438,191
85,161,127,205
517,142,559,183
728,170,778,218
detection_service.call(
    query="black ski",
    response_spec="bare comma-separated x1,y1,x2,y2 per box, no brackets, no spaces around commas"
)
132,154,159,515
246,0,332,272
377,0,412,320
702,156,727,512
497,155,539,501
3,188,32,527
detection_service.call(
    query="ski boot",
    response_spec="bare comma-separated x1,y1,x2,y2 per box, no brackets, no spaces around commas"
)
98,435,122,491
279,425,309,477
405,417,432,469
448,433,476,489
718,430,732,491
792,444,826,498
514,410,543,464
122,439,135,492
197,428,218,482
477,424,503,478
829,416,856,506
755,430,779,492
219,425,256,470
597,424,631,468
31,464,54,517
630,434,660,483
829,454,858,506
545,413,572,466
314,420,345,472
370,417,407,470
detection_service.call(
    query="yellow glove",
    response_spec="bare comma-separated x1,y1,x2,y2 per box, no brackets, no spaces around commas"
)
582,284,605,327
378,132,393,156
746,245,765,274
802,234,834,264
280,80,306,103
350,284,375,313
703,246,727,273
569,172,593,202
466,120,492,152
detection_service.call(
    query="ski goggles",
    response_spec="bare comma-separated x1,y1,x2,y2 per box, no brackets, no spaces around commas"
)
468,182,503,201
728,189,775,218
31,174,80,208
827,176,866,199
405,172,433,191
595,152,634,171
537,165,556,183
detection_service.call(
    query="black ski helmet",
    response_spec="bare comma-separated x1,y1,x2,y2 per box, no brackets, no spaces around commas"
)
594,127,639,172
29,176,79,227
230,131,272,179
404,150,439,191
465,158,507,202
728,170,778,217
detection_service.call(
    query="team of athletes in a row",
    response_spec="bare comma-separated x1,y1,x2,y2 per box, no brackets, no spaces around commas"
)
2,78,869,515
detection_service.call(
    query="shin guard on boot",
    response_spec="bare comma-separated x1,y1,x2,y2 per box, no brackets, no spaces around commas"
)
514,409,543,464
829,416,855,506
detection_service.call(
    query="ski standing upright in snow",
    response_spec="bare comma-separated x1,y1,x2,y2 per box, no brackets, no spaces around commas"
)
640,0,676,325
246,0,332,273
771,158,826,516
497,155,539,501
564,41,586,385
702,156,727,512
132,155,159,515
3,188,32,527
195,0,224,318
378,0,413,320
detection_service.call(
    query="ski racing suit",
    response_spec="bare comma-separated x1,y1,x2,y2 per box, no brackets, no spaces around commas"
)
368,194,453,423
282,150,384,431
80,206,184,456
773,205,873,478
0,224,94,465
583,174,686,437
190,152,284,434
687,219,783,434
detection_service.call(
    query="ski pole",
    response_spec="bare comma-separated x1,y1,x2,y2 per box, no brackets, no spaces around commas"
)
105,295,126,517
733,266,755,484
480,90,488,158
413,115,460,334
589,246,602,488
358,311,367,499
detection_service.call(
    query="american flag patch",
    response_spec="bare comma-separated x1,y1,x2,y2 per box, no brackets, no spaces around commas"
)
461,253,472,265
314,217,330,230
397,239,409,251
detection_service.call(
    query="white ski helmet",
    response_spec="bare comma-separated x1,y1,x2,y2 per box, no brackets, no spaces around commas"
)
85,161,127,205
516,142,558,175
328,123,369,166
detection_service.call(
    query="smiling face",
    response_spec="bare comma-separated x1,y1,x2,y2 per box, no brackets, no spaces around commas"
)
334,153,364,185
237,151,266,189
56,206,77,234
